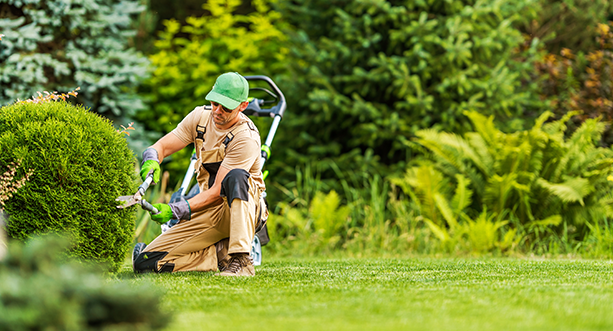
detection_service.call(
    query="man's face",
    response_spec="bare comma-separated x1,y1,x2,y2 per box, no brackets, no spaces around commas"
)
211,101,245,128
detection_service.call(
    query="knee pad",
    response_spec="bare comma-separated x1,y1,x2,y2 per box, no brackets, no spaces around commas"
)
220,168,250,207
133,251,172,273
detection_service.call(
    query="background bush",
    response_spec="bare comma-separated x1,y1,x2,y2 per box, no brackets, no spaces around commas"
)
0,100,137,272
0,0,149,123
0,235,169,331
269,0,545,188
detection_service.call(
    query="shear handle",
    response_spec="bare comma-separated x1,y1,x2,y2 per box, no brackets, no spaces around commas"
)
138,171,155,197
140,199,159,214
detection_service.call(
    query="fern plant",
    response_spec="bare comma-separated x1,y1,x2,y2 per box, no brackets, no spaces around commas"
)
310,190,350,241
398,110,613,253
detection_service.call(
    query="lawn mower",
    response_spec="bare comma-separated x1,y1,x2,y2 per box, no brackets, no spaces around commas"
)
160,75,286,266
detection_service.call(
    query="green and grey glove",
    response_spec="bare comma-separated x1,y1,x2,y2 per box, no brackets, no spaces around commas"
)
140,148,160,184
150,199,191,225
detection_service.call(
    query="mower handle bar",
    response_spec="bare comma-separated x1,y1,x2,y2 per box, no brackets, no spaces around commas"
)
244,75,286,119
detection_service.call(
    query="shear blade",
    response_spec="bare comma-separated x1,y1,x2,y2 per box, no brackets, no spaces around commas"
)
116,195,137,209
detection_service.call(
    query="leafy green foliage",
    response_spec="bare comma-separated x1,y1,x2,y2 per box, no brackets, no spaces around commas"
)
396,110,613,253
463,208,511,253
145,0,213,32
0,235,169,331
267,165,426,256
268,190,350,255
310,190,350,240
391,165,516,253
0,0,149,120
272,0,544,177
0,100,138,271
584,218,613,257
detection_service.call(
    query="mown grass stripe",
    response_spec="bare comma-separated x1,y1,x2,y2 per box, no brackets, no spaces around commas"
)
119,258,613,331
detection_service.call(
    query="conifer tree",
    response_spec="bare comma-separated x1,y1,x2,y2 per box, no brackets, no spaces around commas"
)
0,0,149,120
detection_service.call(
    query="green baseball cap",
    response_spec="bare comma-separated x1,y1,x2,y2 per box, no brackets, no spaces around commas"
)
205,72,249,110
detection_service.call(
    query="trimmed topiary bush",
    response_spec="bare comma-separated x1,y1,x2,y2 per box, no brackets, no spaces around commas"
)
0,99,137,272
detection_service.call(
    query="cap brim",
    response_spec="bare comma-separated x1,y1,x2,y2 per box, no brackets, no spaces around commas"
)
205,91,241,110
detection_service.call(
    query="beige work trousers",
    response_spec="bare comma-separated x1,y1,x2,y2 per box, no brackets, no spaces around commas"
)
141,175,261,273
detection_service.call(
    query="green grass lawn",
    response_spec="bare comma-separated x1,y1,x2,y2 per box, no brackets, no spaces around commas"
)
118,257,613,331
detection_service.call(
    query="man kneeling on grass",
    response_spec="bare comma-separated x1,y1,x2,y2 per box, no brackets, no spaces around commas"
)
132,72,267,276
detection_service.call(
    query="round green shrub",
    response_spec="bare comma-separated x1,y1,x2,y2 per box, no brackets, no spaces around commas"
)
0,100,137,272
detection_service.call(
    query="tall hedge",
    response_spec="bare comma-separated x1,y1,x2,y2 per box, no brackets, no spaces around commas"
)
0,0,149,121
0,100,137,272
272,0,544,172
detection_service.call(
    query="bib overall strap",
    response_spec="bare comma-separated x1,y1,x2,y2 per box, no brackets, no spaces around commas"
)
195,109,213,143
222,121,257,147
196,124,206,141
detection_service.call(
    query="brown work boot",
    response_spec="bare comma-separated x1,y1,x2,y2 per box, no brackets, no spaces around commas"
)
215,238,230,272
216,253,255,277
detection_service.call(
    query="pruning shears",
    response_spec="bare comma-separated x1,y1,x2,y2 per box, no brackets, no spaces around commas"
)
115,171,159,214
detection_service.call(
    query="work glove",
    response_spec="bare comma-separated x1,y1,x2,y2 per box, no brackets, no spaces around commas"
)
150,199,191,225
140,148,160,184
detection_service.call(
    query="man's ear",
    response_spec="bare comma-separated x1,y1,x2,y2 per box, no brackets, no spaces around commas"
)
238,101,249,112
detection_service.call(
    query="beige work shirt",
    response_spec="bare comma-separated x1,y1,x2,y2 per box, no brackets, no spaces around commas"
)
171,106,265,191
